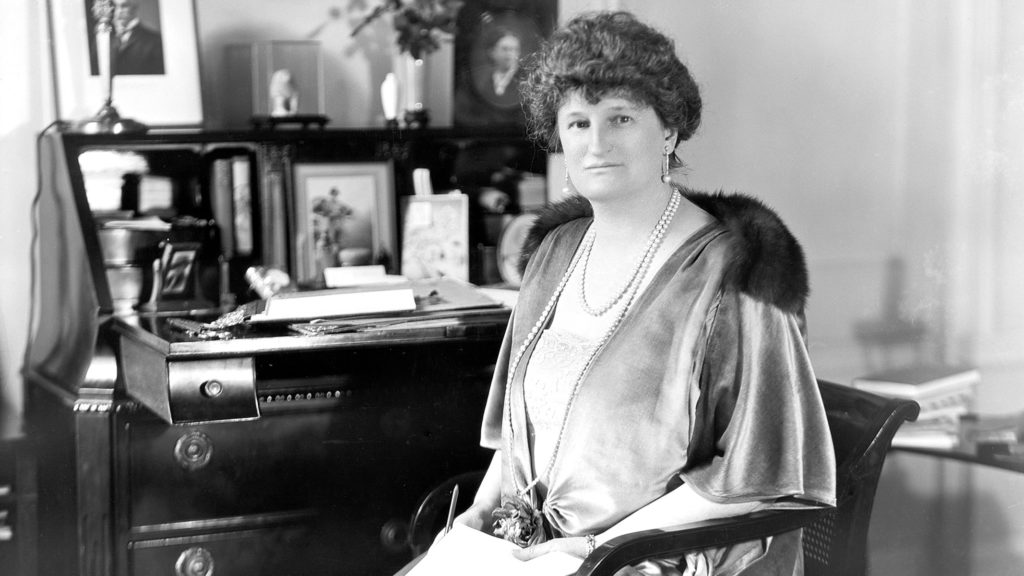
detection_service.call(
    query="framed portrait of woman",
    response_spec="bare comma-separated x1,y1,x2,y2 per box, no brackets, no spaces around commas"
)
453,0,557,129
49,0,203,127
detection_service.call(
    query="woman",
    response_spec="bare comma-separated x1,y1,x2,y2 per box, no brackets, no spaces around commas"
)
472,27,524,110
442,11,834,575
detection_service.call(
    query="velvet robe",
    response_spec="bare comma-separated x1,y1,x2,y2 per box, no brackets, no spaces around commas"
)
481,193,836,574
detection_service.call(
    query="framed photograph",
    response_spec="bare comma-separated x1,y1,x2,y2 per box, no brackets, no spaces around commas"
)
401,194,470,282
49,0,203,127
292,162,397,284
453,0,557,128
155,241,200,298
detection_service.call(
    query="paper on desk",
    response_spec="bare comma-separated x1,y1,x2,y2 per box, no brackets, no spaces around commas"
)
323,265,406,288
408,525,582,576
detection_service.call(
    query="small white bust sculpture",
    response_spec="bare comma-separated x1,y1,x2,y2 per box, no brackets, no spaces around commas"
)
269,69,299,116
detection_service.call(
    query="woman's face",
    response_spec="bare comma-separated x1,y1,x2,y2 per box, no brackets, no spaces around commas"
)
489,34,522,72
557,92,675,202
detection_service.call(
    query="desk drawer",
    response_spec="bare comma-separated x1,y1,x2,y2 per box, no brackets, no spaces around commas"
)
130,523,340,576
126,364,491,527
127,411,337,527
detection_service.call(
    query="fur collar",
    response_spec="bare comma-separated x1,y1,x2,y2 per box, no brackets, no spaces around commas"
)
519,190,809,313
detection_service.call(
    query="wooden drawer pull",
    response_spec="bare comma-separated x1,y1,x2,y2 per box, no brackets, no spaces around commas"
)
175,546,214,576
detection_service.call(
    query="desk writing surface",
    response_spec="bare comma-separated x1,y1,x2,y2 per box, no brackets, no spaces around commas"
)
112,306,510,424
112,307,511,359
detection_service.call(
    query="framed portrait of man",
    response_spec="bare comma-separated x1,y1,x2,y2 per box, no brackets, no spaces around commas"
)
453,0,557,129
87,0,166,76
50,0,203,127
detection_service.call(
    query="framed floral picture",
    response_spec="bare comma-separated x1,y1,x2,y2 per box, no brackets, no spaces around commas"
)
49,0,203,127
453,0,557,129
292,162,397,284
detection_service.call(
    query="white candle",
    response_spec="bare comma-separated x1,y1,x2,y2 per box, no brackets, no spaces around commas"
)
97,30,112,99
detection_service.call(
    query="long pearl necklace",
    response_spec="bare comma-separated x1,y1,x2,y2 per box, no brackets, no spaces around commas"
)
578,191,681,316
505,189,681,497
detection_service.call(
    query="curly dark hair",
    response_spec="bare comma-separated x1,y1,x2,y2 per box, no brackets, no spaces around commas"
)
520,11,702,164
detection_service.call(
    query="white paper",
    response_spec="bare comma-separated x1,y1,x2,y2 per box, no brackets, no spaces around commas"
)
408,525,583,576
138,175,174,213
323,266,407,288
406,200,433,229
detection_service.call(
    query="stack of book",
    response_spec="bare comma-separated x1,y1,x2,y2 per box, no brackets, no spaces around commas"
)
852,365,981,449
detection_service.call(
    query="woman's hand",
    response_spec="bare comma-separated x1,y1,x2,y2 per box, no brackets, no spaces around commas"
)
433,503,494,545
511,537,590,561
453,503,493,533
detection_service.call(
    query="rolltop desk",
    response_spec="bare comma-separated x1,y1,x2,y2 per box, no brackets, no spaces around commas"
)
24,128,542,576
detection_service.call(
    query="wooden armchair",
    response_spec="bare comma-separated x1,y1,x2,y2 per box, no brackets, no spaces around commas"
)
406,380,919,576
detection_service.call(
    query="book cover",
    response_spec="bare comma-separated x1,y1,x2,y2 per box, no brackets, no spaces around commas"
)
232,156,254,256
915,389,974,415
248,282,416,323
211,158,235,257
902,404,969,432
891,429,960,450
852,364,980,399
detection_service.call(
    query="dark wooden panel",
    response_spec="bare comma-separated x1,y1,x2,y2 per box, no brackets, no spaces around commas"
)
129,523,340,576
127,411,333,527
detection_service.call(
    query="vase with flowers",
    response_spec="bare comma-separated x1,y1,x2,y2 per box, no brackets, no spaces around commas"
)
351,0,463,128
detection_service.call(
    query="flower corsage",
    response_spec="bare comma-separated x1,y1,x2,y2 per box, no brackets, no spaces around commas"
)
492,496,547,548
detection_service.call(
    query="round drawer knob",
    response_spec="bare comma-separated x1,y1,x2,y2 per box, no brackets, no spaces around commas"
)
200,379,224,398
173,431,213,471
175,546,214,576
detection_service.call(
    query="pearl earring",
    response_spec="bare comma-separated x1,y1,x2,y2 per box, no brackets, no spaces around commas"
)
562,169,571,195
661,149,672,184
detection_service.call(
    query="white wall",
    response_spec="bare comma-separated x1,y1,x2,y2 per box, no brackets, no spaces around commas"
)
597,0,1024,375
0,0,52,411
197,0,454,128
611,0,929,379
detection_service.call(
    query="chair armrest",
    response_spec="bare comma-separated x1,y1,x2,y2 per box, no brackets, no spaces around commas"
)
575,508,828,576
